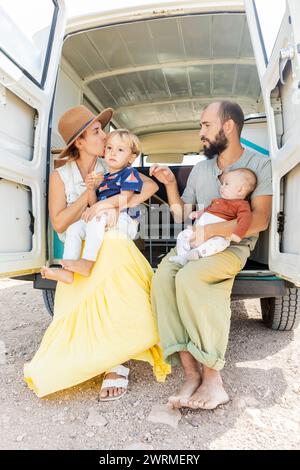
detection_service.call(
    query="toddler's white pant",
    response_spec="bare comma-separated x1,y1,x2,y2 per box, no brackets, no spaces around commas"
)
63,212,138,261
169,212,230,266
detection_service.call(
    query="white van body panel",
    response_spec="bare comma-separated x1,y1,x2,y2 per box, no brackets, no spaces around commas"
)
0,0,66,277
246,0,300,286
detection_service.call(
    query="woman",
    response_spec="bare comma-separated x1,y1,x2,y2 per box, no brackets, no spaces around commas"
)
24,105,170,400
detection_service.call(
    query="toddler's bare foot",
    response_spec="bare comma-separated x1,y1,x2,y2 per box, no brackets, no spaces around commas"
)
61,259,94,276
40,267,74,284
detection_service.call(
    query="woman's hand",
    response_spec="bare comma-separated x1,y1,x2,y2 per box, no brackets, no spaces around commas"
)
82,204,119,227
103,208,119,229
149,165,176,185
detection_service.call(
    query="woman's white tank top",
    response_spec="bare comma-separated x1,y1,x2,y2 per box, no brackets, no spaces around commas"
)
56,158,107,241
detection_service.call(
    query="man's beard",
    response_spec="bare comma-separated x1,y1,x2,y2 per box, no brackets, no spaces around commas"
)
201,129,228,159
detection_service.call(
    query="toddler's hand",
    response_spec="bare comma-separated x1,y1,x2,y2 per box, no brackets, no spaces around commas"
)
85,171,104,190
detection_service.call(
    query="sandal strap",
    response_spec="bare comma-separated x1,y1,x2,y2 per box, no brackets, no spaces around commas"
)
106,364,129,378
101,378,128,389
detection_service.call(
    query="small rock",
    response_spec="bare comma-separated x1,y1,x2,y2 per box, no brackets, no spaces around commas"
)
86,432,95,438
1,416,10,424
189,417,201,428
86,409,108,427
245,408,266,429
16,434,26,442
147,404,181,429
52,413,65,423
233,395,260,410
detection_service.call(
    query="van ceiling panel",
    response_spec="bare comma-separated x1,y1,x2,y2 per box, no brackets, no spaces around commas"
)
63,13,262,135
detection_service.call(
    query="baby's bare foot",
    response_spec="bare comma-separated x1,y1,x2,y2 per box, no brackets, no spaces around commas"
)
61,259,94,276
40,267,74,284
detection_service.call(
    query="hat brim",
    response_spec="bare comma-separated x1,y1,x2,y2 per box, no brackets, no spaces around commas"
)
57,107,113,158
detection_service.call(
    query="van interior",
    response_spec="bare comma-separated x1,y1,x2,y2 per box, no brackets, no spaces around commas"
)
50,10,272,286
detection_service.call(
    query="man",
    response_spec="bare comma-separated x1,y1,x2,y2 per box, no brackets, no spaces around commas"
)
150,101,272,410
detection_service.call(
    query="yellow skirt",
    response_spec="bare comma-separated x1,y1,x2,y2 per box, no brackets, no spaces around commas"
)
24,230,170,397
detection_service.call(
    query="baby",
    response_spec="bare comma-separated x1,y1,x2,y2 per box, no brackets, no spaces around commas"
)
42,129,143,284
170,168,257,266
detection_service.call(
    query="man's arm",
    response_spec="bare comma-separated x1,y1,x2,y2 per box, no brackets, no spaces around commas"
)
149,165,193,222
127,172,158,207
190,195,272,248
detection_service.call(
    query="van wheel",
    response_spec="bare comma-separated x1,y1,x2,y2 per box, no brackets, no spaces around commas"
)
260,287,300,331
42,289,55,317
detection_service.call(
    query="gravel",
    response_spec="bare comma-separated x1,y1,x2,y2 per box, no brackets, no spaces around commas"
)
0,279,300,450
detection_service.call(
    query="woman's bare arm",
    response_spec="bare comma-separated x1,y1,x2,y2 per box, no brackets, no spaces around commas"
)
49,171,89,233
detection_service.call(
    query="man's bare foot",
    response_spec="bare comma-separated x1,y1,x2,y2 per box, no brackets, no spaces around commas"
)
168,372,201,409
40,266,74,284
187,367,229,410
61,259,94,277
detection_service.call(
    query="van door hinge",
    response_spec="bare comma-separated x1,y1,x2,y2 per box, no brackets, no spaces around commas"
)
277,211,285,233
279,44,295,85
33,113,39,129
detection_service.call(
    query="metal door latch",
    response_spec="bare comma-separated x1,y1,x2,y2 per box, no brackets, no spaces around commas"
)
279,44,295,85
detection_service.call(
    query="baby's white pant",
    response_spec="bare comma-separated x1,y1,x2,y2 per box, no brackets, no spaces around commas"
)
170,212,230,265
63,212,138,261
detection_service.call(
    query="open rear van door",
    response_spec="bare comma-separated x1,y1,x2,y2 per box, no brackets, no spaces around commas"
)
245,0,300,286
0,0,66,277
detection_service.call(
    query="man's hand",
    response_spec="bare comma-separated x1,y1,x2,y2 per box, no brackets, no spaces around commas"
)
189,225,207,248
149,165,176,185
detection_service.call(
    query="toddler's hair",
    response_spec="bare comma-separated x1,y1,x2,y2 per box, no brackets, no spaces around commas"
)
107,129,141,156
223,168,257,196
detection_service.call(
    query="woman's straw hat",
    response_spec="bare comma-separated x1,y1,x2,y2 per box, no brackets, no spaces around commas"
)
57,105,113,158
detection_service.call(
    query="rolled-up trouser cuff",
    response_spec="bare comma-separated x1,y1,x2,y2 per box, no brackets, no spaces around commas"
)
163,343,188,366
187,342,225,371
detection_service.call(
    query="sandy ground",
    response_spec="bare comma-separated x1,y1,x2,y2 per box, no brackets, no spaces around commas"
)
0,278,299,450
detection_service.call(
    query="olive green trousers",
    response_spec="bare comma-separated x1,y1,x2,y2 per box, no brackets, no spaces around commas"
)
151,246,249,370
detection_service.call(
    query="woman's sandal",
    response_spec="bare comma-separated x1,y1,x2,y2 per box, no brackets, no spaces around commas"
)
99,365,129,402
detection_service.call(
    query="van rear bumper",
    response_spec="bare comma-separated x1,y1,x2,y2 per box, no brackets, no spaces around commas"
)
32,272,289,300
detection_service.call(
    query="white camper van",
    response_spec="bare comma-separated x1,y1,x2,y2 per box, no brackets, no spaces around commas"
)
0,0,299,330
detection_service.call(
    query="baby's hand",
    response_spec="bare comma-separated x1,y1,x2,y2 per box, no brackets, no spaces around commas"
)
189,210,204,220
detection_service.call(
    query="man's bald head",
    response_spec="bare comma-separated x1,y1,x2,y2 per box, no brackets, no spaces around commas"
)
203,101,245,137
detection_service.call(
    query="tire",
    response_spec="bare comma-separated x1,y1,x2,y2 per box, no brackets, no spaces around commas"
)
42,289,55,317
260,287,300,331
